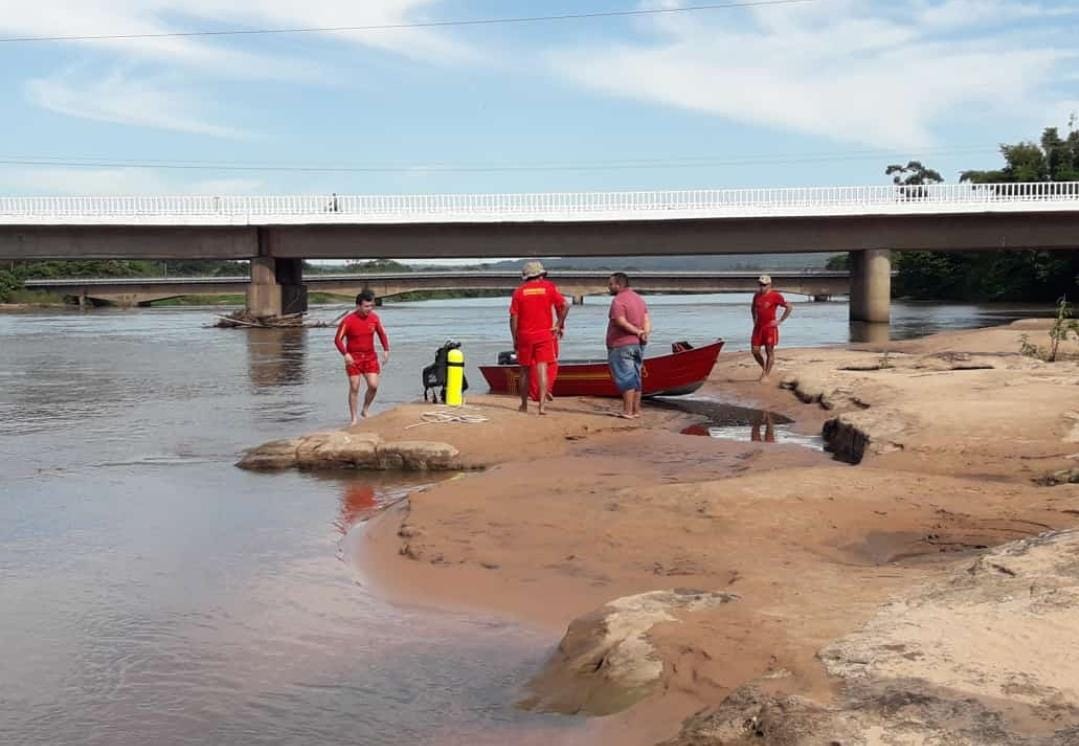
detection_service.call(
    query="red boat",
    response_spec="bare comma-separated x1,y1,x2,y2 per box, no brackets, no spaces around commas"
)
479,340,724,399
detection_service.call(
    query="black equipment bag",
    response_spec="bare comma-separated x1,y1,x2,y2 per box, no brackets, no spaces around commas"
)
422,340,469,403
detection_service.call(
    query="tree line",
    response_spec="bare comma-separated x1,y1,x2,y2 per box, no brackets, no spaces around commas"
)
0,259,420,303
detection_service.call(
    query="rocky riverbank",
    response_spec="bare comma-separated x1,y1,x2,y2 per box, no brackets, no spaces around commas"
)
243,319,1079,744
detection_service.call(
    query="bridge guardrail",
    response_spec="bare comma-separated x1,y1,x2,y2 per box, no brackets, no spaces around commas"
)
2,183,1079,222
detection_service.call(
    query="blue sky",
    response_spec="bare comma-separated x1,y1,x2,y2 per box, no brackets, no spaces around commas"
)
0,0,1077,196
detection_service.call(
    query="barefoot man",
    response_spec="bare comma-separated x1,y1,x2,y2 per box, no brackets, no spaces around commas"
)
751,274,792,381
335,290,390,424
510,261,568,415
606,272,651,418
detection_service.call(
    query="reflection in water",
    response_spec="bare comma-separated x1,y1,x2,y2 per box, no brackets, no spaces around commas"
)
247,328,308,388
751,411,776,443
667,398,819,448
681,412,778,443
849,321,891,344
335,482,378,534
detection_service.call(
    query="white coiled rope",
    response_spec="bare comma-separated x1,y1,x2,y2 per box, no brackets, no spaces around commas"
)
405,407,490,429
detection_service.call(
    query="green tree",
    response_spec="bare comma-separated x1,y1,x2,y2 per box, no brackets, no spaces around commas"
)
890,123,1079,302
825,254,849,271
961,122,1079,184
886,160,944,186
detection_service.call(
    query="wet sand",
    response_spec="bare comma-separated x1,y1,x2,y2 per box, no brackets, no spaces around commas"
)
349,320,1079,744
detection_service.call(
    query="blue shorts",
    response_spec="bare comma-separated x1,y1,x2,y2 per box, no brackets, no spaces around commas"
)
608,344,643,393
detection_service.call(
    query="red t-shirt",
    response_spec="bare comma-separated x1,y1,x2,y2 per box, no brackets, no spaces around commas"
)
335,310,389,356
606,288,649,348
510,279,565,344
752,290,788,327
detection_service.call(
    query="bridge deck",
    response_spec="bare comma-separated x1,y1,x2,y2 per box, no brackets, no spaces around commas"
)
3,183,1079,226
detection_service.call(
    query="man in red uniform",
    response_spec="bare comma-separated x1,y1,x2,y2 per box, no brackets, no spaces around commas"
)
751,274,792,382
335,290,390,424
528,273,562,403
510,261,569,415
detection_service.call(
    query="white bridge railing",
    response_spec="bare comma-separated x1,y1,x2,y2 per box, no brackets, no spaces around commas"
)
2,182,1078,224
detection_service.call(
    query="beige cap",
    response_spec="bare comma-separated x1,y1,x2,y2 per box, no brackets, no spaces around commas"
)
522,260,546,279
758,274,772,285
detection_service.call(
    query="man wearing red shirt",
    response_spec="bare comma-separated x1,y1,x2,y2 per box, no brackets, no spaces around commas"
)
751,274,792,382
335,290,390,424
510,261,569,415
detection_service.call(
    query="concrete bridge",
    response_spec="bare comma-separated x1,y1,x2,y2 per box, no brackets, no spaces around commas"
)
4,182,1079,322
23,270,850,307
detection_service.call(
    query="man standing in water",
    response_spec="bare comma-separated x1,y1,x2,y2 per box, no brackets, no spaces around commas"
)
335,290,390,424
606,272,651,419
751,274,792,382
510,261,568,415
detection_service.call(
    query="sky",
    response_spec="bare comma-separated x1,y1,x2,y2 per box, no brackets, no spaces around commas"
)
0,0,1077,197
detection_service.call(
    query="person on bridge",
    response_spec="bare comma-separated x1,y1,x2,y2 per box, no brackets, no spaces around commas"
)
750,274,792,382
510,261,569,415
606,272,651,419
335,290,390,424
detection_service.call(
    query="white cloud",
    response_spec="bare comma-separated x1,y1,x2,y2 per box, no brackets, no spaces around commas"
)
1,0,467,138
916,0,1078,29
176,0,474,63
27,71,246,138
548,0,1074,148
0,0,467,73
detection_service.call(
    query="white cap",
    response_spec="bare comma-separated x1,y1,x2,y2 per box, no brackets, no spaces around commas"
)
758,274,772,285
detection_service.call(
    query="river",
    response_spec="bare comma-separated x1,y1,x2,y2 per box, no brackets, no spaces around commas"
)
0,294,1050,745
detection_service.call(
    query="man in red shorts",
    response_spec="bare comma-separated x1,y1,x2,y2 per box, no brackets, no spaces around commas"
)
751,274,792,382
335,290,390,424
510,261,569,415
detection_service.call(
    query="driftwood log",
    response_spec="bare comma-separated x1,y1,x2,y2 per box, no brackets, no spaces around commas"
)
211,311,332,329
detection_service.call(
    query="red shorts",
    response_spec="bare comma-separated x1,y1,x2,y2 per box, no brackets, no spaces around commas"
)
345,352,380,376
517,338,556,366
751,324,779,348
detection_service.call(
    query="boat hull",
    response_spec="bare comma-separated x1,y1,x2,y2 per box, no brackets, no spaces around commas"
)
479,340,724,399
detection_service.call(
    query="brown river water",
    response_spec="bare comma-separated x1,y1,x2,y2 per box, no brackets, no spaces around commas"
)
0,295,1050,744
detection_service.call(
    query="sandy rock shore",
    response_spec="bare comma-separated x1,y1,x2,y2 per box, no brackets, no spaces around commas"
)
244,320,1079,745
664,529,1079,745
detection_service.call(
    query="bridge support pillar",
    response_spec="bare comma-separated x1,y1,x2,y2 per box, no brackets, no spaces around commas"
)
849,249,890,324
246,256,307,317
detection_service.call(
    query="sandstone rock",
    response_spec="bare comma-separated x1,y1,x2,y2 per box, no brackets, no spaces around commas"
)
665,531,1079,745
823,409,908,464
522,589,738,716
235,438,300,470
238,431,464,472
293,430,349,465
1039,467,1079,486
297,431,381,469
376,440,460,470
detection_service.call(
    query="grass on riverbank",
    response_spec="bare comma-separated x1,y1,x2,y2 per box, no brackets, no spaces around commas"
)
3,289,67,305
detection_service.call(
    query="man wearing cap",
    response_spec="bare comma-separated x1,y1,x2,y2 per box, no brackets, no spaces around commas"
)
751,274,792,381
510,261,569,414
